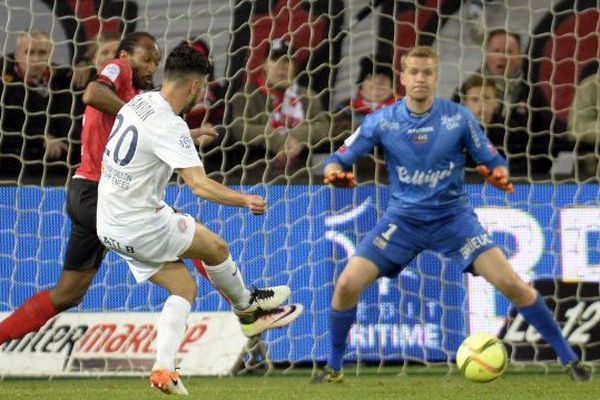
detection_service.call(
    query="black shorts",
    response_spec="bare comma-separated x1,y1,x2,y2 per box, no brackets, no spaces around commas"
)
63,178,106,271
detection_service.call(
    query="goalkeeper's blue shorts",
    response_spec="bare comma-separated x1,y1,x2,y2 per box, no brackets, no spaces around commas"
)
354,207,499,277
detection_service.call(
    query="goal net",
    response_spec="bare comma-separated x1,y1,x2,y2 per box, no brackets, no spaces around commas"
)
0,0,599,376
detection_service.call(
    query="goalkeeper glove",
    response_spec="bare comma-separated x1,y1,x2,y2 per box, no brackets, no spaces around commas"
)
323,171,356,188
476,165,514,193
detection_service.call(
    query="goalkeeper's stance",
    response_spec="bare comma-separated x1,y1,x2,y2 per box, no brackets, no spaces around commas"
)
313,46,591,384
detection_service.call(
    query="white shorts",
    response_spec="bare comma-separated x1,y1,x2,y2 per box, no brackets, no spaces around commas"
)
97,207,196,282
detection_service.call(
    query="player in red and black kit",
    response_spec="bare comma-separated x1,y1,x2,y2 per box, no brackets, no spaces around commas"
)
0,32,163,345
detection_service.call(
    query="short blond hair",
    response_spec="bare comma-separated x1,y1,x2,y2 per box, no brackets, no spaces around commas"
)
401,46,439,71
16,30,50,46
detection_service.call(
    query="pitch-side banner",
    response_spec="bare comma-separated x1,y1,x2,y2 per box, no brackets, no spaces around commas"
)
1,184,599,365
0,312,246,376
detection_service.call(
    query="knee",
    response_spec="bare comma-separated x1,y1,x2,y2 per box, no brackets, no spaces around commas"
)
206,237,229,265
214,237,229,258
335,273,362,301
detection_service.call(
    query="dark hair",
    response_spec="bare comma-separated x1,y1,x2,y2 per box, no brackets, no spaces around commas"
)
179,38,214,78
485,29,521,49
357,54,394,84
579,61,599,83
459,74,498,98
115,31,156,56
267,38,294,60
164,43,210,81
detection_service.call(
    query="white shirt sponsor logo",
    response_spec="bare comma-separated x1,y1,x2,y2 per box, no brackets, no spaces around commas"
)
468,118,481,148
407,126,434,134
441,113,461,131
460,233,493,259
396,162,455,188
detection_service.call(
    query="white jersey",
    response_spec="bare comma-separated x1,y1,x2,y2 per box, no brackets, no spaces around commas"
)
97,91,202,233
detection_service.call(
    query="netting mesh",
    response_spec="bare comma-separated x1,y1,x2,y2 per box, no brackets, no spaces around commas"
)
1,0,599,375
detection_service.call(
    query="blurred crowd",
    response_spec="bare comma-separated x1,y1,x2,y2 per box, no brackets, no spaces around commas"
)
0,26,597,185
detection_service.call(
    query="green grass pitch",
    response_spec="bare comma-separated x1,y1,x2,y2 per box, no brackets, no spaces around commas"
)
1,366,598,400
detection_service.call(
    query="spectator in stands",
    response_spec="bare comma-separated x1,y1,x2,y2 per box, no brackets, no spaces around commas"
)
72,31,121,89
69,32,122,166
333,55,396,141
183,38,224,168
453,29,528,119
0,30,75,183
567,62,599,181
453,29,556,177
459,74,527,174
90,31,121,71
460,74,500,128
458,73,529,175
229,38,330,178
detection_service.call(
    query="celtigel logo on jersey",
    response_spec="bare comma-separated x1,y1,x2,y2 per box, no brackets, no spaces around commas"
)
396,162,455,188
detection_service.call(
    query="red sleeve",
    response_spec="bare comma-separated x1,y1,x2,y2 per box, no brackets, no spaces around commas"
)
95,59,132,93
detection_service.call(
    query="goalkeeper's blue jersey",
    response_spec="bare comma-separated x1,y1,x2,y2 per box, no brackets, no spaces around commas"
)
326,98,506,220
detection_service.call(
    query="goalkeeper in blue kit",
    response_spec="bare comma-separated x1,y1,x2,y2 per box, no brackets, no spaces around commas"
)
313,46,591,383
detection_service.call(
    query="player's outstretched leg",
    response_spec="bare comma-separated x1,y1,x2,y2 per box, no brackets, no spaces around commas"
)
0,269,96,345
148,263,196,395
312,256,379,384
0,290,57,345
181,222,303,336
190,258,229,299
237,303,304,338
191,259,301,341
474,248,592,382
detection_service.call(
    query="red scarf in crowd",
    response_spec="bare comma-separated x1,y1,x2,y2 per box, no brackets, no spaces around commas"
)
351,94,396,115
257,75,304,129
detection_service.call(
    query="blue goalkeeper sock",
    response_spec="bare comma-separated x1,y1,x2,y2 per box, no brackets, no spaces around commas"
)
327,306,357,371
517,295,578,365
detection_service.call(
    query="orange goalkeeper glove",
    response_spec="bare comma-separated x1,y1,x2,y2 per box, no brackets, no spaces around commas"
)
323,171,357,188
476,165,514,193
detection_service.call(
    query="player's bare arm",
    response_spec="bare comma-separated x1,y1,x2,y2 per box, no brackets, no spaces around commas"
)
82,81,126,116
323,162,356,188
178,165,266,214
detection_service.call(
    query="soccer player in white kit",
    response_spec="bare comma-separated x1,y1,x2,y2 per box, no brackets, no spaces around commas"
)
97,44,303,395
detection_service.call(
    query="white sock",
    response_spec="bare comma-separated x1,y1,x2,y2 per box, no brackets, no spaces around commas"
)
155,295,191,371
204,255,251,310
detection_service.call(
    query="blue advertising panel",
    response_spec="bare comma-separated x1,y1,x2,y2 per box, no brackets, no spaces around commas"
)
1,184,599,363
